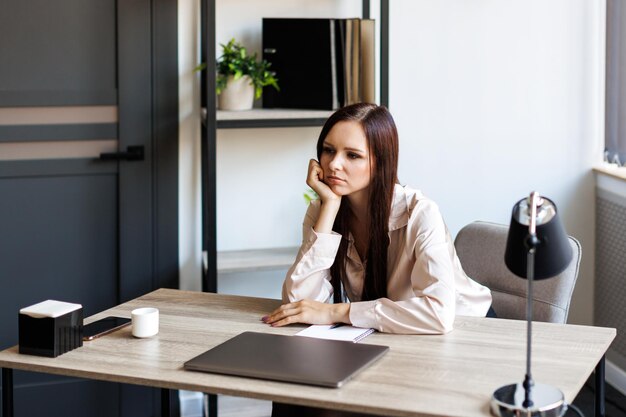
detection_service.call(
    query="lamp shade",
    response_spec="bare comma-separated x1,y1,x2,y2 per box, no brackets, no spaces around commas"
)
504,196,572,280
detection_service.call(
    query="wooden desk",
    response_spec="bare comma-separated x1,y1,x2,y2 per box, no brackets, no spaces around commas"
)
0,289,616,417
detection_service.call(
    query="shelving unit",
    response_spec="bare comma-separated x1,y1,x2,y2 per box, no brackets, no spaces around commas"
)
201,0,390,293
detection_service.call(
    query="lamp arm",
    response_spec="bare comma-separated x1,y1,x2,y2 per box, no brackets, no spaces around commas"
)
523,248,535,409
522,191,542,409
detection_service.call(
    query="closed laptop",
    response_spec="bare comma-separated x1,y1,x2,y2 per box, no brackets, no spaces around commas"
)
184,331,389,388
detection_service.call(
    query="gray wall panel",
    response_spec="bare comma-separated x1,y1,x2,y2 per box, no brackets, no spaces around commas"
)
117,0,154,301
0,0,117,106
0,159,116,178
0,174,118,350
12,376,119,417
0,0,178,414
0,124,117,142
0,91,118,107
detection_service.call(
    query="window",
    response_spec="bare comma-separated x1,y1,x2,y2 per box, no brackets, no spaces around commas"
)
606,0,626,165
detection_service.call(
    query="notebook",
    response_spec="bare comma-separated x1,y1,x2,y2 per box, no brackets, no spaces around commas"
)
184,331,389,388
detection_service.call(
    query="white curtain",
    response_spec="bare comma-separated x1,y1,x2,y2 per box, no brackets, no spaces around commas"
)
606,0,626,164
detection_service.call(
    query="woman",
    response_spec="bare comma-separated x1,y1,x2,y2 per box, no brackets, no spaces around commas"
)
263,103,493,334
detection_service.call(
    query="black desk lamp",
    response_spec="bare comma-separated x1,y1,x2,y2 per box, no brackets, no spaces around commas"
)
491,191,573,417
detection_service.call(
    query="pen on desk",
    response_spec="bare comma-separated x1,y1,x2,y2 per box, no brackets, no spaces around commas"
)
330,324,345,329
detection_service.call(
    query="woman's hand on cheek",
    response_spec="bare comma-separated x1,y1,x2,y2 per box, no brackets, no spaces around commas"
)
306,159,341,205
262,300,350,327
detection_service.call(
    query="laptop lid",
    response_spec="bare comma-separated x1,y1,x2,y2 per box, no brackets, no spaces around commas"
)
184,331,389,388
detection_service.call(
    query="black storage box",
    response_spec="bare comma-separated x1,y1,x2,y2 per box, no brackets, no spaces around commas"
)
19,300,83,357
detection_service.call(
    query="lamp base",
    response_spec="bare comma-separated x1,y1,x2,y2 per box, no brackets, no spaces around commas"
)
491,383,567,417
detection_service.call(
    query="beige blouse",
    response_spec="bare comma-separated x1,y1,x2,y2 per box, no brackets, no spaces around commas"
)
282,184,492,334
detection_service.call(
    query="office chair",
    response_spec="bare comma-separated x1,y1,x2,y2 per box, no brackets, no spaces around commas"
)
454,221,581,323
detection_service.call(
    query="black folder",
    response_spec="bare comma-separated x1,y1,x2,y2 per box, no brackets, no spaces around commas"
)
262,18,346,110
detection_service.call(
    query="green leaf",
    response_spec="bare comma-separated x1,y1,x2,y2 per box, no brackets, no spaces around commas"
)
194,63,207,72
303,189,319,205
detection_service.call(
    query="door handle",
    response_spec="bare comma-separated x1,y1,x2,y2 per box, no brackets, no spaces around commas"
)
99,145,144,161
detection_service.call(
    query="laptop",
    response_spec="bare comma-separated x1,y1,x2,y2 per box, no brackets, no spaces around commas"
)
184,331,389,388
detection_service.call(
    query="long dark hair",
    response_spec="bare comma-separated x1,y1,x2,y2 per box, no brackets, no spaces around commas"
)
316,103,399,302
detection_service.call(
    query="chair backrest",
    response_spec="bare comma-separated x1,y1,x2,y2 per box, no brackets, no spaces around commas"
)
454,221,581,323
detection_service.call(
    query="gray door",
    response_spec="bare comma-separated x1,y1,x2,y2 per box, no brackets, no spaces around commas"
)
0,0,178,416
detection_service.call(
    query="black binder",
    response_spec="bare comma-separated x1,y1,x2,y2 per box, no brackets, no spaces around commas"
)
262,18,346,110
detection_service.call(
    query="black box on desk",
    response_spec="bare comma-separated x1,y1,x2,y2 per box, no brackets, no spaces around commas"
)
19,300,83,357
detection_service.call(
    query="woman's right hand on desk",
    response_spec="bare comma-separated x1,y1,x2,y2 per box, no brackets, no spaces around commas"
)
262,299,351,328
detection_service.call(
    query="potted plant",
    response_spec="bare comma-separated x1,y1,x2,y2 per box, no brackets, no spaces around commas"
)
207,38,279,111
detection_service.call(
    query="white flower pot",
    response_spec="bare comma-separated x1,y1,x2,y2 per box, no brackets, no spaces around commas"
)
218,75,254,111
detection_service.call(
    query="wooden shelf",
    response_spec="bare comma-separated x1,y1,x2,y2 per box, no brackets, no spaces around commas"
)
202,108,332,129
216,246,299,273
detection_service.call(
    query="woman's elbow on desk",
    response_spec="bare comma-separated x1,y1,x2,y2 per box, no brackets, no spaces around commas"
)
434,315,455,334
426,302,455,334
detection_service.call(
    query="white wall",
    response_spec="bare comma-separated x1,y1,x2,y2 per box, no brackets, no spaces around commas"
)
179,0,605,324
216,127,318,251
390,0,605,325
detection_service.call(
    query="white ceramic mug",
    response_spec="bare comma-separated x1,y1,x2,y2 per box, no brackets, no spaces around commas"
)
131,307,159,338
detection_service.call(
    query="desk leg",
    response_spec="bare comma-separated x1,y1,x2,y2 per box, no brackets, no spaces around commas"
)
161,388,170,417
1,368,14,417
161,388,179,417
595,355,605,417
206,393,217,417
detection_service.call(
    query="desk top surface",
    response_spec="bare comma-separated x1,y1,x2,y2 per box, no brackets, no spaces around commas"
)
0,289,616,417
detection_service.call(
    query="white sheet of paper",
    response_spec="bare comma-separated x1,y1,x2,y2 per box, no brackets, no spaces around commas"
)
295,324,375,343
